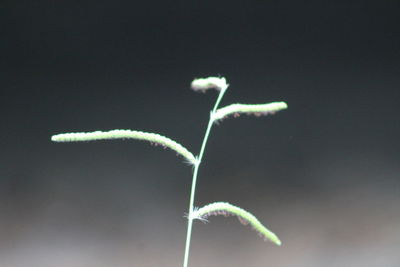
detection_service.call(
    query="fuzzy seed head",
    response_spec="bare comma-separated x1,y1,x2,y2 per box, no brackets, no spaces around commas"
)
191,202,281,246
191,77,228,92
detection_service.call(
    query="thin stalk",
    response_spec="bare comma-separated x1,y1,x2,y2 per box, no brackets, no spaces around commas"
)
182,86,228,267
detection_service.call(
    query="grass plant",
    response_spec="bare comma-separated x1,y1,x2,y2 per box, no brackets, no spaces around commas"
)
51,76,287,267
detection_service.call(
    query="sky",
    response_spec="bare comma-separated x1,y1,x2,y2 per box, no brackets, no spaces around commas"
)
1,1,400,266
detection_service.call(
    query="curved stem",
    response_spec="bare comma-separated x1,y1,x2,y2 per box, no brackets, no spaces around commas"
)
182,86,228,267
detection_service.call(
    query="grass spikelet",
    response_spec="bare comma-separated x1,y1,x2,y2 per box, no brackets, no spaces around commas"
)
51,129,197,165
191,77,228,92
212,102,288,122
191,202,281,246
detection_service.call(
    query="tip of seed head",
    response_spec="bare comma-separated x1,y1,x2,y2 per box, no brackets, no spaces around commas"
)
191,77,227,92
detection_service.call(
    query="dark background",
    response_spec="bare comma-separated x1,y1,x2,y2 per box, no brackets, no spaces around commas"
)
1,1,400,266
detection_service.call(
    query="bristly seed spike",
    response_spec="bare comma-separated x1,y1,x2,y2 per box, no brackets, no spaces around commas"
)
51,129,197,165
212,102,288,122
191,77,228,92
191,202,281,246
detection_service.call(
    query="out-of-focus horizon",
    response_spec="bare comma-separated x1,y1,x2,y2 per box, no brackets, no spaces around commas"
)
1,1,399,266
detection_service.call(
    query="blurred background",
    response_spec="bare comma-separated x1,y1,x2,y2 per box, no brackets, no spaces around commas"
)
1,1,400,266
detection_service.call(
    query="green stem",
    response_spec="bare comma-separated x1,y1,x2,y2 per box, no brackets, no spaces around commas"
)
182,87,228,267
